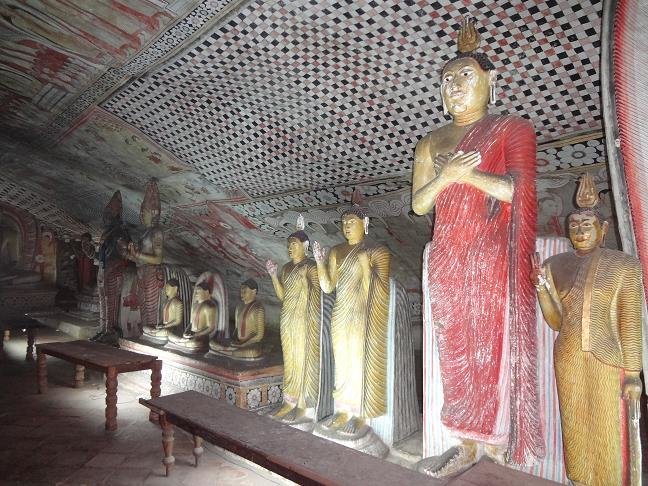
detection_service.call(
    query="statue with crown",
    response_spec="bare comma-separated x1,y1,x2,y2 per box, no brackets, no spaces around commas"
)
531,173,643,486
305,192,419,457
412,17,543,476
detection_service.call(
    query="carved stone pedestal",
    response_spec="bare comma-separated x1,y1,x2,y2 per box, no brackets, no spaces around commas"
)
120,338,284,411
313,422,389,458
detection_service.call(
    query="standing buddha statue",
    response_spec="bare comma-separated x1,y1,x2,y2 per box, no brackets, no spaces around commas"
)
89,191,130,345
312,206,391,443
412,18,541,475
532,174,643,486
266,225,321,426
128,179,164,333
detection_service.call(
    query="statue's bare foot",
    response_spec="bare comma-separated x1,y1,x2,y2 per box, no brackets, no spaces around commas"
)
322,412,348,430
281,406,305,423
270,403,294,419
338,416,367,436
417,442,478,478
484,444,507,465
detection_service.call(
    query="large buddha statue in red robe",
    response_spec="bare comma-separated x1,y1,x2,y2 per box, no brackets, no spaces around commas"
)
412,18,542,476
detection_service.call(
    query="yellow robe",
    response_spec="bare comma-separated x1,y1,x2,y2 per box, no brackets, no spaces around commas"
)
279,259,321,409
546,248,643,486
330,241,390,418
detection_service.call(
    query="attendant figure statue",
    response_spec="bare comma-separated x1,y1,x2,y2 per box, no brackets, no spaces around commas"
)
210,279,265,360
89,191,130,346
532,174,643,486
412,18,542,475
142,278,184,345
168,281,216,354
312,206,391,441
127,179,164,333
266,228,321,426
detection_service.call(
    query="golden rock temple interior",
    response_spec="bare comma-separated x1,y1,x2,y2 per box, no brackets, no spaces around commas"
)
0,1,646,485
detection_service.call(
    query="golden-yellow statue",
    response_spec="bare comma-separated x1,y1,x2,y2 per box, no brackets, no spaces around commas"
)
210,279,265,359
532,174,643,486
266,229,321,424
168,281,216,354
312,207,391,437
142,278,184,344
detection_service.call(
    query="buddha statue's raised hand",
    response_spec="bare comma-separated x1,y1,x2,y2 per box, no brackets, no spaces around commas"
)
266,259,278,276
312,241,327,264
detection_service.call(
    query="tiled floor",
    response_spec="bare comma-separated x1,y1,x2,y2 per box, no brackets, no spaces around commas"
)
0,328,289,486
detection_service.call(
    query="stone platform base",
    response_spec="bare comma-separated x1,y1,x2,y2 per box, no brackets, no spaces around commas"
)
27,309,100,339
0,284,58,314
120,338,284,412
313,422,389,458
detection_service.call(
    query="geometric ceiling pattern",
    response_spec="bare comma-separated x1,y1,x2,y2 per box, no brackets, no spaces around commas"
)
0,0,607,295
104,0,603,198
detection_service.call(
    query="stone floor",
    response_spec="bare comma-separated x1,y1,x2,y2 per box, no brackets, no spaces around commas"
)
0,328,291,486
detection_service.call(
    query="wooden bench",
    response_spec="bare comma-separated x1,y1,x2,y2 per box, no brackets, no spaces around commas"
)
140,392,554,486
36,340,162,431
0,316,41,361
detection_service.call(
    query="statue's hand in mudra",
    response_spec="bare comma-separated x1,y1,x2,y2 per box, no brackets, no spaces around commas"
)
265,259,278,276
622,373,642,401
436,150,481,183
529,252,548,290
127,241,139,260
312,241,327,264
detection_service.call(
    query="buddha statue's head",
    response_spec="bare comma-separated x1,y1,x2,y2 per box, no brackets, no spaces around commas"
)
441,17,496,123
165,278,179,299
103,191,123,226
567,211,608,254
140,179,161,228
569,173,609,254
341,206,369,245
195,281,211,302
287,230,309,263
240,278,258,304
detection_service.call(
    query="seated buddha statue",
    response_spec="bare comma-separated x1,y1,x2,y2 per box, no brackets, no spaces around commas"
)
167,281,217,354
210,279,265,360
142,278,184,345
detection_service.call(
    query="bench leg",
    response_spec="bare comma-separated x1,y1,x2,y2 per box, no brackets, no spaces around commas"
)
192,436,204,467
3,330,10,342
160,415,175,477
37,349,47,394
105,367,118,431
74,365,85,388
149,359,162,423
26,328,35,362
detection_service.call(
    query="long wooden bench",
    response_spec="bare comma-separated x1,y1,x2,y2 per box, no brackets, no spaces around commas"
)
37,340,162,431
140,391,558,486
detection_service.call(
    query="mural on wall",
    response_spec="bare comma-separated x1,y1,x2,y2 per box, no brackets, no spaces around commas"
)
0,0,182,130
0,0,619,331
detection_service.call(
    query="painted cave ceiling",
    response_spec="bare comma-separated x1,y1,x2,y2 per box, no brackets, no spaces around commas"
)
0,0,606,296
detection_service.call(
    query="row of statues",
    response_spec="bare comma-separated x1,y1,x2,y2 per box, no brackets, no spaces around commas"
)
80,16,643,486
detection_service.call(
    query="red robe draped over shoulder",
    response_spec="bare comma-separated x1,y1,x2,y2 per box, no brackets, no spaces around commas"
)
426,114,543,464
